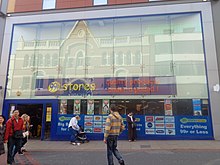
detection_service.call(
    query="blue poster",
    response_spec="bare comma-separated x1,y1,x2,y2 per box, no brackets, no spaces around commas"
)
55,114,213,140
175,116,213,138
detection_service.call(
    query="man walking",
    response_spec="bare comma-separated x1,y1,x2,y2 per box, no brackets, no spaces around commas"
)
104,104,125,165
4,109,24,165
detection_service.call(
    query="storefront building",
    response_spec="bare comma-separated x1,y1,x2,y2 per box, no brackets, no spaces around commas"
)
0,0,219,140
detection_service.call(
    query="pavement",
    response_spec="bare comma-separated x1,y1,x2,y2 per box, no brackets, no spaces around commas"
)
2,140,220,164
22,139,220,151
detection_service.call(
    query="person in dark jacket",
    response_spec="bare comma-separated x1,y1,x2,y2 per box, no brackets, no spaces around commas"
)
4,110,24,165
126,112,137,142
0,115,6,155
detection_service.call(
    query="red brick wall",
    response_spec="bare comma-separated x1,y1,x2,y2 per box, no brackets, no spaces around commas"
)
14,0,42,12
109,0,148,5
11,0,149,13
56,0,93,9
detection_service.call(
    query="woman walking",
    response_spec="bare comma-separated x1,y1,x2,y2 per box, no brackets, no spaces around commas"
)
19,114,30,154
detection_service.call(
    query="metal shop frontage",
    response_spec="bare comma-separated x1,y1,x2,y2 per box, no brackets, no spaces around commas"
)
2,11,214,140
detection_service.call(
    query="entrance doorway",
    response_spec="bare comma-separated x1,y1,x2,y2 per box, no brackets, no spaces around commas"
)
6,102,53,140
17,104,43,139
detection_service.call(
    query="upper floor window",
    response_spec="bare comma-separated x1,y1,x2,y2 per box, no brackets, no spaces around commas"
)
76,51,85,67
43,0,56,10
23,55,29,68
93,0,107,6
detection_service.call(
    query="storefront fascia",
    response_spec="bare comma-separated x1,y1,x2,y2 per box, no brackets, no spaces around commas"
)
1,2,219,140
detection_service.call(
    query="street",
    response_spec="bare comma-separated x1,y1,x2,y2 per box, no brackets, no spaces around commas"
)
5,149,220,165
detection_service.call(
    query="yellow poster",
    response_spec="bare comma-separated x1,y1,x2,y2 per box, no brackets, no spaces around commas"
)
46,107,52,122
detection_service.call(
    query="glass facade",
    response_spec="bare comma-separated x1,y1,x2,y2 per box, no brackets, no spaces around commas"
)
7,13,209,117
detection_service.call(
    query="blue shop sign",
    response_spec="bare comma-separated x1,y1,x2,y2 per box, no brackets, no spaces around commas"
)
55,114,213,140
175,116,213,137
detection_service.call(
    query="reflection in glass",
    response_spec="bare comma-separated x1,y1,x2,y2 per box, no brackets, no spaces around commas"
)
6,13,208,100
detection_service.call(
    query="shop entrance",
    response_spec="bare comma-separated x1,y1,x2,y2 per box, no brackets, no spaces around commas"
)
17,104,43,139
5,102,54,140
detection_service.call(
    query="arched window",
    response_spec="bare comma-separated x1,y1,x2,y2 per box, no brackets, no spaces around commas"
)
76,51,85,67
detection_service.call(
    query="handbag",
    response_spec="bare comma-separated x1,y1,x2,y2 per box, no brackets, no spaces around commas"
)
13,130,24,139
11,120,23,139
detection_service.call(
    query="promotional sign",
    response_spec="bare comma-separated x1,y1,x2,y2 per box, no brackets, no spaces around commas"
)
145,116,176,136
35,76,176,96
56,115,74,135
84,115,105,133
193,99,202,116
102,99,109,114
175,116,212,137
56,114,213,140
164,99,173,116
60,99,67,114
87,100,94,115
74,100,80,114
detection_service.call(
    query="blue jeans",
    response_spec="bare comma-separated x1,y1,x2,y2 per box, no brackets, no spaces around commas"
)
106,135,124,165
69,127,78,142
7,136,22,164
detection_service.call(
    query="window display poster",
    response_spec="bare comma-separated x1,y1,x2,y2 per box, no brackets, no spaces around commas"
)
176,116,212,137
145,116,176,136
102,99,109,114
84,115,104,133
74,99,81,114
60,99,67,114
193,99,202,116
87,100,94,115
164,99,173,116
46,107,52,122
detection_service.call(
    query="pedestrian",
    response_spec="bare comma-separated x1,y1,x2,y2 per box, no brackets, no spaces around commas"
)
68,115,80,145
4,109,24,165
103,104,125,165
126,112,137,142
19,114,30,154
0,115,6,156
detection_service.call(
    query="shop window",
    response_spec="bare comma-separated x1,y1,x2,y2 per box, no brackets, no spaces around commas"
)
142,100,164,116
172,99,193,116
94,0,107,6
110,100,126,115
67,100,74,114
43,0,56,10
201,99,209,116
